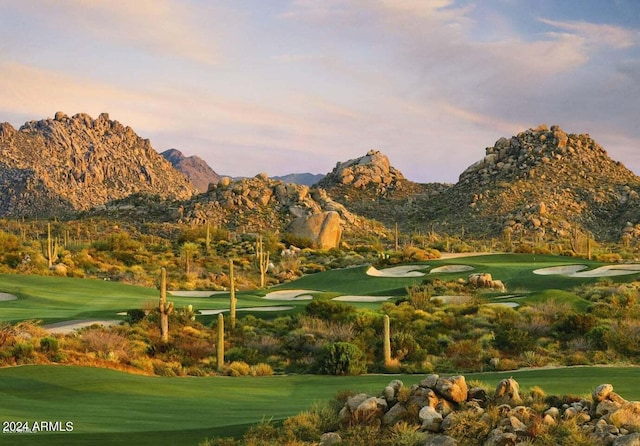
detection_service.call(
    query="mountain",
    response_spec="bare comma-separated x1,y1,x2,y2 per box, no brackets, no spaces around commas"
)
318,149,451,228
419,124,640,241
271,173,325,186
0,112,196,217
160,148,221,193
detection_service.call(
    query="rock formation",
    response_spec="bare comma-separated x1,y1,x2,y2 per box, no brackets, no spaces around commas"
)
331,374,640,446
419,125,640,240
180,174,371,248
161,148,221,193
0,112,196,217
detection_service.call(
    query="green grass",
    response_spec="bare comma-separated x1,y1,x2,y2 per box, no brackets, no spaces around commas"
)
1,365,639,445
0,274,301,324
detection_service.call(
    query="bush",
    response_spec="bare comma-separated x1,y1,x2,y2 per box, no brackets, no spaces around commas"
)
126,309,146,324
250,363,273,376
11,342,35,363
225,361,251,376
305,299,356,321
315,342,367,375
39,336,59,353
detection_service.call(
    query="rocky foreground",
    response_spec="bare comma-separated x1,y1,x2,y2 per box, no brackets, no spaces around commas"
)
323,374,640,446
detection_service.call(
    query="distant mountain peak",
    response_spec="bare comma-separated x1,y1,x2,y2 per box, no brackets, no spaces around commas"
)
160,148,221,193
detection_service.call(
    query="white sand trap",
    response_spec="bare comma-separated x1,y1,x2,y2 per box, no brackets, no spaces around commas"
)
198,306,294,315
430,295,472,304
0,292,18,301
571,264,640,277
533,265,588,275
366,265,426,278
332,295,393,302
264,289,319,301
430,265,475,274
45,319,121,334
533,264,640,278
168,291,227,297
486,302,520,308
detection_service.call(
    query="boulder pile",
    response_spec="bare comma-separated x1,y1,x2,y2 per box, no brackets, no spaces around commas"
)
322,374,640,446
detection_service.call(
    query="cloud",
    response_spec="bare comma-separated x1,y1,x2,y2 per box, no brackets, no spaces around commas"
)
538,18,640,49
2,0,220,65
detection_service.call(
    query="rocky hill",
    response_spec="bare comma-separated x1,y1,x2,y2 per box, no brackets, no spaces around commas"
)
178,173,384,249
318,149,451,228
0,112,196,217
161,148,221,193
418,125,640,241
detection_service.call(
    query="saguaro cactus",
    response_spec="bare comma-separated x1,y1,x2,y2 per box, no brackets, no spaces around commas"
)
217,313,225,371
383,314,392,366
46,223,59,268
256,235,270,288
158,267,174,343
229,259,237,329
205,220,211,254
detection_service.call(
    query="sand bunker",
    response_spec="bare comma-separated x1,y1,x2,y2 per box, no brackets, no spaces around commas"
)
429,265,475,274
430,295,472,304
168,291,227,297
45,319,122,334
533,264,640,277
533,265,588,275
486,302,520,308
198,306,294,315
264,290,319,300
366,265,426,278
571,264,640,277
0,292,18,301
332,295,393,302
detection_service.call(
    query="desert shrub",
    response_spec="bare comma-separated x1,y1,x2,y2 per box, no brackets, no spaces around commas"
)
521,350,549,368
305,299,356,321
445,407,497,446
185,366,208,377
495,357,519,371
391,332,420,362
225,361,251,376
243,418,281,445
0,323,16,347
126,309,146,324
565,351,589,366
308,401,340,433
387,421,424,446
315,342,367,375
153,361,183,376
446,339,483,371
81,329,129,360
493,325,534,354
11,342,35,363
250,363,273,376
282,411,322,442
39,336,59,354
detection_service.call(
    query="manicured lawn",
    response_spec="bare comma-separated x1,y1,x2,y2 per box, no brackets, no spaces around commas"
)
0,274,297,324
1,252,639,325
1,365,639,445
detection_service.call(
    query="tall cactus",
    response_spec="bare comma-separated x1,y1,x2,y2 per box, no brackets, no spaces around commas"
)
229,259,237,329
256,235,269,288
217,313,225,371
158,267,174,343
205,220,211,254
383,314,392,366
46,223,59,268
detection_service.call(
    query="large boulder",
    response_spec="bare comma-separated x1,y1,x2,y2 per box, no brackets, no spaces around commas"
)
288,211,342,249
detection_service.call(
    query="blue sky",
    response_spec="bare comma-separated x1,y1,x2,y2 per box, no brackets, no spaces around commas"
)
1,0,638,183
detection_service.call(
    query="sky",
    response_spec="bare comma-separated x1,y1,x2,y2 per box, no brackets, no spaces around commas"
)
0,0,639,183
